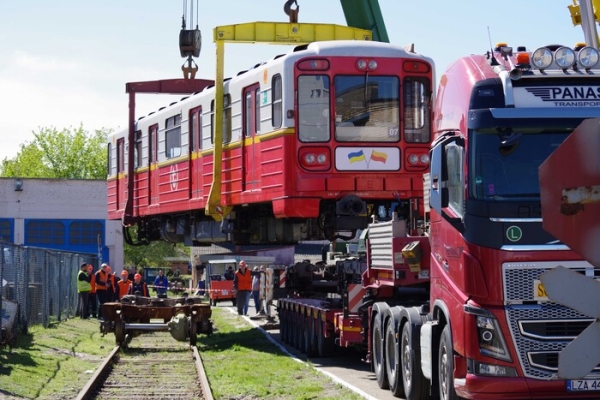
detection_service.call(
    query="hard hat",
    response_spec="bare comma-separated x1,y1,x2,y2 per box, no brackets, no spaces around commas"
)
134,273,142,279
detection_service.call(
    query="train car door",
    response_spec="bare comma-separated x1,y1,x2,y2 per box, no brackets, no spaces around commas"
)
242,84,261,192
148,124,158,205
189,107,202,199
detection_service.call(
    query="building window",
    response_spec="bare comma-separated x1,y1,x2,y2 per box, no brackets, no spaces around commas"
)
25,220,65,246
272,75,282,128
0,219,13,242
165,114,182,159
69,220,104,246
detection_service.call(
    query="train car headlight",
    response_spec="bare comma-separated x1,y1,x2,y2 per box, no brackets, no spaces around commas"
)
578,46,600,69
304,153,316,164
531,47,553,69
368,60,378,70
555,47,575,69
356,59,367,70
317,153,327,164
408,154,419,165
419,154,430,164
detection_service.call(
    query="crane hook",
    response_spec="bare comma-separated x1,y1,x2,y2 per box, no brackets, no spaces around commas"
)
284,0,299,23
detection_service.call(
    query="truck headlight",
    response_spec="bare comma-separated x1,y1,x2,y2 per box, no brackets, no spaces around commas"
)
476,315,512,362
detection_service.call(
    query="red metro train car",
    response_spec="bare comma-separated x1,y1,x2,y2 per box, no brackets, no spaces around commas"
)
107,40,433,245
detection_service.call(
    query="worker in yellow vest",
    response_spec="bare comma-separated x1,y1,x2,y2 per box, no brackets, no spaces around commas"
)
77,263,91,319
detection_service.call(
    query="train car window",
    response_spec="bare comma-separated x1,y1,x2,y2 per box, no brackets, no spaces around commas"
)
190,108,202,150
224,94,231,143
117,138,125,173
298,75,330,142
272,74,282,128
210,95,232,144
134,130,142,169
25,220,65,246
165,114,182,159
68,220,104,245
107,143,112,175
149,124,157,164
403,77,431,143
255,87,261,133
245,91,252,137
334,75,399,142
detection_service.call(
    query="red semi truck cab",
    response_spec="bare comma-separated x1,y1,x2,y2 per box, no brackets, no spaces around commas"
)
425,43,600,398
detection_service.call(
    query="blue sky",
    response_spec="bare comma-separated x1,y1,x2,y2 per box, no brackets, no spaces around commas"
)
0,0,587,161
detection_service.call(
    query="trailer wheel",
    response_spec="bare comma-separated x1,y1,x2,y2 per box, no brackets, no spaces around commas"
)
316,311,334,357
305,315,317,357
279,308,287,343
439,325,462,400
385,319,404,397
401,322,427,400
372,315,389,389
295,313,304,350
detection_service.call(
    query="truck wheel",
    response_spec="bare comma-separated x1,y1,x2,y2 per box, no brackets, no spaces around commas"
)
439,325,461,400
401,322,427,400
372,315,389,389
385,319,404,397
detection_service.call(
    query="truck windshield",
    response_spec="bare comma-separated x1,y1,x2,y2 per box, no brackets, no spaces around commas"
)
334,75,399,142
470,128,569,200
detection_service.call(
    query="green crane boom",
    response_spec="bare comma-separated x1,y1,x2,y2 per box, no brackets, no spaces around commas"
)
340,0,389,42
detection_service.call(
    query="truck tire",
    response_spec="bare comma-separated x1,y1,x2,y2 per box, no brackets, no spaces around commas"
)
372,315,389,389
439,325,462,400
385,318,404,397
401,322,427,400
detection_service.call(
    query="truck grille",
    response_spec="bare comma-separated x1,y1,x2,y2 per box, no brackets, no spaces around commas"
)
503,261,600,379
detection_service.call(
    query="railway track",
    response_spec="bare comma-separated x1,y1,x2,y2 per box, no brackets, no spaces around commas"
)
76,331,213,400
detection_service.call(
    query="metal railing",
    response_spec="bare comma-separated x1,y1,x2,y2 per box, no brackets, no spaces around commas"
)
0,242,98,341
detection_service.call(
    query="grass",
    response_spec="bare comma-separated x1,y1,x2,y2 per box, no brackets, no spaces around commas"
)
197,308,364,400
0,308,365,400
0,318,115,399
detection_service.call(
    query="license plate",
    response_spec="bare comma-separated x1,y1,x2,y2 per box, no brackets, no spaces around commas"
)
533,280,548,301
567,379,600,391
221,290,229,295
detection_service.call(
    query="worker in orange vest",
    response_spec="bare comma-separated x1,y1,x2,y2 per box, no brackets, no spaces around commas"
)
87,264,98,318
116,270,131,300
233,260,252,316
105,266,118,302
95,263,111,311
128,273,149,297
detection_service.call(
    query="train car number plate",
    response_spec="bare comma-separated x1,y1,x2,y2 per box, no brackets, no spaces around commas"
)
567,379,600,391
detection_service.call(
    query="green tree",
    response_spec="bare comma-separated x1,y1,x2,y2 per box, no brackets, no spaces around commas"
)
1,124,188,267
123,226,190,269
0,125,109,179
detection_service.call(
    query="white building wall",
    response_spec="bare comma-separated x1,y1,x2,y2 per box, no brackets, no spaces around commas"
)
0,178,123,268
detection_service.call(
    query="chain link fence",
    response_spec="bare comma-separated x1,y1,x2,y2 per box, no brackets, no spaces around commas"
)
0,241,98,342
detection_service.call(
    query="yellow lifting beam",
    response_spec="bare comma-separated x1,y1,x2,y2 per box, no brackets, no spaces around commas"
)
205,22,372,220
568,0,600,49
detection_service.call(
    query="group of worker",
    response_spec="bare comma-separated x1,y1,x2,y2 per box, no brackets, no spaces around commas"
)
76,263,170,319
232,260,266,316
